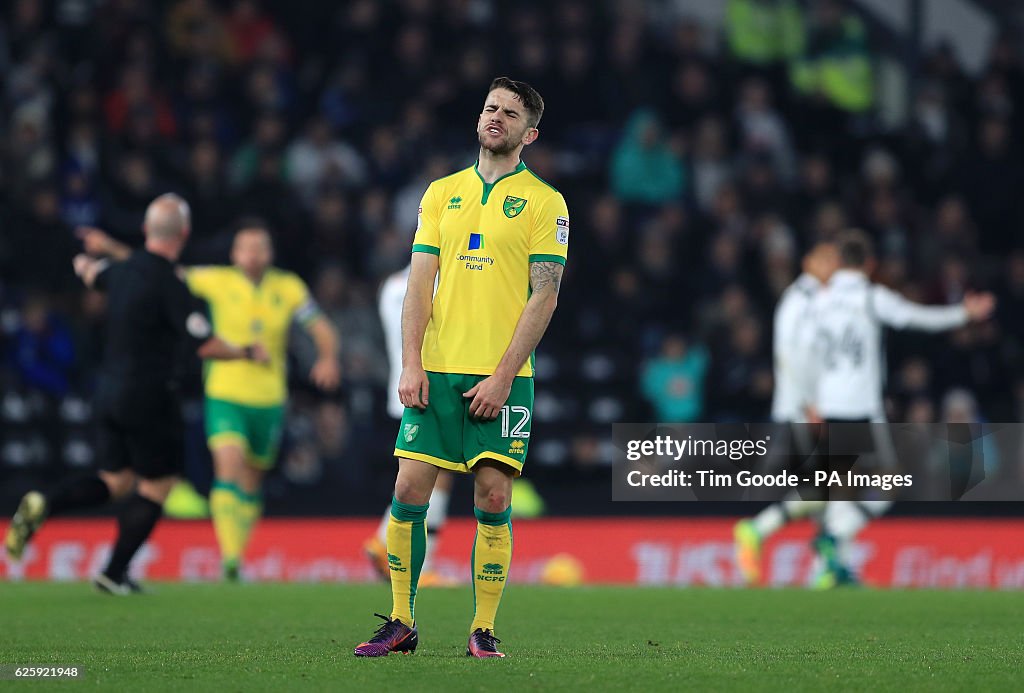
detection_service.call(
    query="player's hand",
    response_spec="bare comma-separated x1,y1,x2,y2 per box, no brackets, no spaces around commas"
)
248,343,271,365
963,291,996,322
399,366,430,409
310,356,341,391
72,253,92,278
76,226,115,256
463,374,512,421
804,404,823,425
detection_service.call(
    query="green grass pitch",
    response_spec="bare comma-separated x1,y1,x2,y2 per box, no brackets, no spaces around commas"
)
1,583,1021,692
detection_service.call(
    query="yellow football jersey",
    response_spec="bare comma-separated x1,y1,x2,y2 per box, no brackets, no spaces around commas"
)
186,266,319,406
412,161,569,377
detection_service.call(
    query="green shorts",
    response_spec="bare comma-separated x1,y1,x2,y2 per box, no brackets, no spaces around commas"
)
393,371,534,476
204,397,285,469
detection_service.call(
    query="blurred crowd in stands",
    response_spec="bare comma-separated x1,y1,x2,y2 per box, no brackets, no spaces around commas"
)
2,0,1024,500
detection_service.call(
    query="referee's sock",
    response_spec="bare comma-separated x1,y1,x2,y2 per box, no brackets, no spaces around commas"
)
103,492,162,581
46,474,111,515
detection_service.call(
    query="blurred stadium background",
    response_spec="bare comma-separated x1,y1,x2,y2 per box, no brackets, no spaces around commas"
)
2,0,1024,587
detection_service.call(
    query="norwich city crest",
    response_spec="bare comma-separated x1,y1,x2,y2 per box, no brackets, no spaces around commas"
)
403,423,419,443
503,196,527,218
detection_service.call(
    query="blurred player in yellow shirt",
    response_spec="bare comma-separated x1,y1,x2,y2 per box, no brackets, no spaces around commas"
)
81,221,340,580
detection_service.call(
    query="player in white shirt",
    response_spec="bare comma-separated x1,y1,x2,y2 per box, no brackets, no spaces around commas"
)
364,265,456,587
734,243,838,585
771,245,839,425
380,266,414,422
808,230,995,587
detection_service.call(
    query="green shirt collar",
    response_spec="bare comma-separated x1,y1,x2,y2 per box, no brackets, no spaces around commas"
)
474,160,527,205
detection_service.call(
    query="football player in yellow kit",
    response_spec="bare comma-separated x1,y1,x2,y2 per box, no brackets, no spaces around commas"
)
354,77,568,659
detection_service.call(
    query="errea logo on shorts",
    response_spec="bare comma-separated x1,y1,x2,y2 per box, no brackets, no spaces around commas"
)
508,440,526,455
555,216,569,245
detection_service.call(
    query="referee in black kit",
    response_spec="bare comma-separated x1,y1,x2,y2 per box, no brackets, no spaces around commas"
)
5,193,268,594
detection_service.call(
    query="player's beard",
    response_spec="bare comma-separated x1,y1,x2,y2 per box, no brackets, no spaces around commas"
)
478,128,519,156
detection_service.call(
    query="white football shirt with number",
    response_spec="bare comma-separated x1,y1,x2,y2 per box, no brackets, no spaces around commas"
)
808,269,967,421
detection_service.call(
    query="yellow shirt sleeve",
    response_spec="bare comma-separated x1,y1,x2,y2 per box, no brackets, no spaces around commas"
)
285,273,321,326
528,191,569,265
411,183,441,255
184,266,220,300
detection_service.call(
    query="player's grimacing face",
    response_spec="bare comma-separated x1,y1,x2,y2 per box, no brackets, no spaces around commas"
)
232,230,273,275
477,88,536,155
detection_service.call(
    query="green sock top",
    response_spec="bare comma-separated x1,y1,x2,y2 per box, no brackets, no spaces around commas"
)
474,506,512,525
212,480,261,504
391,497,429,522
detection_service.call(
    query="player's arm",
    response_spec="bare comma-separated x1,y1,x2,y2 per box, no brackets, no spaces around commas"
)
801,327,824,424
305,315,341,390
162,272,269,363
872,286,995,331
771,292,801,387
465,191,568,420
464,261,563,420
77,226,133,260
197,338,269,362
288,276,341,390
399,183,442,410
798,298,825,424
398,252,439,409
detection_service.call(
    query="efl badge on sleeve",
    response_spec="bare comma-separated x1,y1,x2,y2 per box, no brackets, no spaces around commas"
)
555,216,569,245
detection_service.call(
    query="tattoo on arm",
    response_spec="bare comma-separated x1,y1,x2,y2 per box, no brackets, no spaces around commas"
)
530,261,563,295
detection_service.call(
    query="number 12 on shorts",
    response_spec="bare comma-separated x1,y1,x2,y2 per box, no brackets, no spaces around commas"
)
499,406,531,439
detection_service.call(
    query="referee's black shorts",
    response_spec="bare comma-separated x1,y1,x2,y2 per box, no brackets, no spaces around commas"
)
96,387,184,480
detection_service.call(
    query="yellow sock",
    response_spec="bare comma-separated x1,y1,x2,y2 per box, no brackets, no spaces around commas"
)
471,506,513,633
387,498,428,627
236,494,263,559
210,481,247,566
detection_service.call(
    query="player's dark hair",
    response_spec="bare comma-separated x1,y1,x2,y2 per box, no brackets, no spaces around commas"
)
837,229,874,268
233,216,273,242
489,76,544,128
